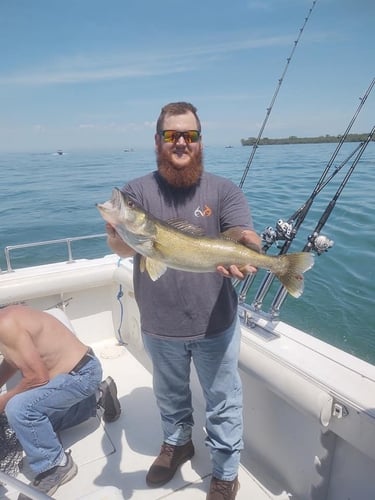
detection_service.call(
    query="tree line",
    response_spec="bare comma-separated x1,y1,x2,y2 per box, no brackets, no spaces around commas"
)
241,133,373,146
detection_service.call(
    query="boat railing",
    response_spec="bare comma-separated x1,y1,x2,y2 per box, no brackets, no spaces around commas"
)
0,470,51,499
2,234,107,273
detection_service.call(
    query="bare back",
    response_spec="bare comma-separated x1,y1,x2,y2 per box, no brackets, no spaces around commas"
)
0,305,89,388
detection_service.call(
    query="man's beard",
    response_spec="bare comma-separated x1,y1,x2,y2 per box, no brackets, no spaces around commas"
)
156,147,203,189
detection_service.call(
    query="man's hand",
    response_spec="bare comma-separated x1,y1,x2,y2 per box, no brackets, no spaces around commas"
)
217,229,262,280
106,222,117,239
106,223,136,258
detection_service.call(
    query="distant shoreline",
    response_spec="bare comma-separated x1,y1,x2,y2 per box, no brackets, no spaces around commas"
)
241,133,372,146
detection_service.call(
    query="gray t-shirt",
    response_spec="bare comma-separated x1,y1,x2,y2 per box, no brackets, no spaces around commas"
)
124,170,254,339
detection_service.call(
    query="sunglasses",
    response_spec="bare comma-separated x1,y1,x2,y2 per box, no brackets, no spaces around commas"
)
160,130,201,144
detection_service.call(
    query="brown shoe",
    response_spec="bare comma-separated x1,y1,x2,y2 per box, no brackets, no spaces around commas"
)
146,440,195,487
206,476,239,500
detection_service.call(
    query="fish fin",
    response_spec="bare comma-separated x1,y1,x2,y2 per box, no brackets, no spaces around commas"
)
145,258,168,281
140,256,146,273
220,227,245,242
275,252,314,298
167,218,205,236
220,228,261,252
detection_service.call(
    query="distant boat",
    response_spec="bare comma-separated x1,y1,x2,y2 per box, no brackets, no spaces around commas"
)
225,145,233,148
57,150,64,155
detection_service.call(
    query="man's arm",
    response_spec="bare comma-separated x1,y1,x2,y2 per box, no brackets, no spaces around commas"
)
0,358,18,388
0,335,49,412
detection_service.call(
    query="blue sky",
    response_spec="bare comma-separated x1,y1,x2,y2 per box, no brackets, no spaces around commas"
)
0,0,374,152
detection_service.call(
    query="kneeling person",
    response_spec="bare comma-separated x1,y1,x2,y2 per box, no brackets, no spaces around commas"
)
0,305,121,498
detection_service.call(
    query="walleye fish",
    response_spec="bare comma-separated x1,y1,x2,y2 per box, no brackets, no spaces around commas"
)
97,188,314,298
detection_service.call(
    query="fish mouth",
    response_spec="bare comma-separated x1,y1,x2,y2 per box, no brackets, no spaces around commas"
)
96,188,124,223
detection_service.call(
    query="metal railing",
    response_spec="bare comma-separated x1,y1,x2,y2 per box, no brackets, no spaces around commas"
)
0,470,51,499
2,233,107,273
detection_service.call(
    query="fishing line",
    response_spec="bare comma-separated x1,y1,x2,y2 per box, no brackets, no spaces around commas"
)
269,125,375,315
238,0,318,189
239,78,375,310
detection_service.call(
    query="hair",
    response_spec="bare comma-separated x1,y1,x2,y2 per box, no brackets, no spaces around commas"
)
156,102,201,134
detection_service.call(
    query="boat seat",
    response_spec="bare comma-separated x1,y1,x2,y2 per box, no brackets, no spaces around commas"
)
45,307,75,333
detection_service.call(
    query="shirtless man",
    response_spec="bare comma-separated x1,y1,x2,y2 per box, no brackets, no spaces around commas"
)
0,305,121,499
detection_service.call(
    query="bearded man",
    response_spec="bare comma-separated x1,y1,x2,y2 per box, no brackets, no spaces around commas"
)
106,102,261,500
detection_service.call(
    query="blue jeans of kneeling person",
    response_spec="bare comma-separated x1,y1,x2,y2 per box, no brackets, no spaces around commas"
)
5,356,102,475
142,316,243,482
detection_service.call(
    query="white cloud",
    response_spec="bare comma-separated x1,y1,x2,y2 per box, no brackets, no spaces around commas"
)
0,35,295,86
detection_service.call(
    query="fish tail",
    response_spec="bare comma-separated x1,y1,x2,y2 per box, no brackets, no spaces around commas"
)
274,252,314,298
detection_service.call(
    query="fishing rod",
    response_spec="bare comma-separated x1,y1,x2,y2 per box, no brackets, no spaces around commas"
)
237,142,362,303
303,129,375,252
269,125,375,316
235,0,318,302
238,0,318,189
263,76,375,253
238,78,374,304
237,142,361,303
238,78,375,309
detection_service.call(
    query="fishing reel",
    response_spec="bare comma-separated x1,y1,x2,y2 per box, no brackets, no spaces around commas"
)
307,232,334,255
262,219,295,248
262,226,277,246
276,219,295,240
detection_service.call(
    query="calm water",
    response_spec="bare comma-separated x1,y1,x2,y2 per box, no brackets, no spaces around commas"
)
1,144,374,364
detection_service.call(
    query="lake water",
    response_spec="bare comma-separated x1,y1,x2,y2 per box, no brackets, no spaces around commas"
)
1,143,374,364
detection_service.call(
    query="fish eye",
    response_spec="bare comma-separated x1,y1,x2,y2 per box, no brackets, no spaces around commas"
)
127,200,134,208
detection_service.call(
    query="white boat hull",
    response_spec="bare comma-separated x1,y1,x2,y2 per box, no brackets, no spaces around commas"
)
1,255,374,499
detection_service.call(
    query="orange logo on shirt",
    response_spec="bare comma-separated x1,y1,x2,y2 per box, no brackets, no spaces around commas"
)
194,205,212,217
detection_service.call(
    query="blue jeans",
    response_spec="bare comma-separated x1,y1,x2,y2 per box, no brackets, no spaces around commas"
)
142,317,243,481
5,356,102,475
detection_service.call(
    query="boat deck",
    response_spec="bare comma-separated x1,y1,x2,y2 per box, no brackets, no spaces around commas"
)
1,338,280,500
